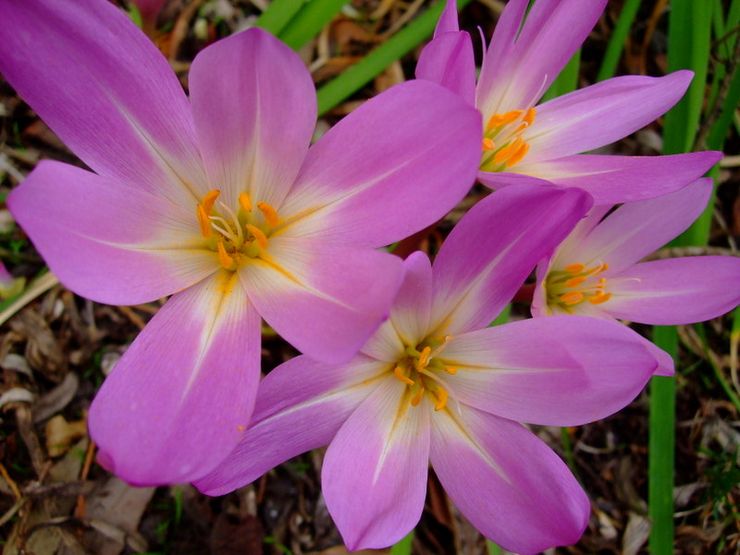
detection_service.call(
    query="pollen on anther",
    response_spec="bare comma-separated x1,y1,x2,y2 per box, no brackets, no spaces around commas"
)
257,202,280,227
202,189,221,214
482,138,495,151
417,346,432,369
434,387,449,411
565,263,585,274
246,224,268,249
589,292,612,305
217,240,235,269
238,192,252,213
560,291,584,305
445,366,458,375
394,366,415,385
197,204,212,238
410,386,425,407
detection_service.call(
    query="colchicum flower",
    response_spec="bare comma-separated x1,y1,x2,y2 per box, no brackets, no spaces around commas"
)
0,0,481,485
196,185,671,554
533,179,740,323
416,0,722,204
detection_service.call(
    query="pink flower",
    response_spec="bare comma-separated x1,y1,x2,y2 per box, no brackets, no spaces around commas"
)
532,179,740,324
0,0,481,485
416,0,721,204
196,184,670,553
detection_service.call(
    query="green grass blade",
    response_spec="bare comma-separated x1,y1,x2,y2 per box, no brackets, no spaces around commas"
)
255,0,307,36
541,50,581,101
596,0,642,81
279,0,347,50
486,540,504,555
317,0,473,115
390,531,414,555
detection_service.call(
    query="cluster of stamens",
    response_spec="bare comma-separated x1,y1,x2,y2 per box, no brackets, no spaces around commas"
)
392,337,457,411
195,189,280,271
480,107,536,172
545,262,612,310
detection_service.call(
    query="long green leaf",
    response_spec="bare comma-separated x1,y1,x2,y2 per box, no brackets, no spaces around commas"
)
390,531,413,555
596,0,642,81
279,0,347,50
255,0,308,36
541,50,581,101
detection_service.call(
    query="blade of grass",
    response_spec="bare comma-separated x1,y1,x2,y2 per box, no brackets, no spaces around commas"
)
255,0,308,36
486,540,504,555
317,0,473,115
390,531,414,555
278,0,347,50
596,0,642,81
541,50,581,101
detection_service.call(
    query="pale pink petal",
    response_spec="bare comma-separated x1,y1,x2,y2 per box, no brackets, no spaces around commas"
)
390,252,434,347
242,237,403,363
605,257,740,325
416,31,476,105
477,170,559,191
89,272,260,486
434,0,459,35
8,161,215,305
189,28,316,210
477,0,606,116
525,72,693,163
323,377,431,550
195,355,387,496
278,81,482,248
441,316,662,425
513,151,721,205
0,0,206,207
430,184,591,336
431,405,589,554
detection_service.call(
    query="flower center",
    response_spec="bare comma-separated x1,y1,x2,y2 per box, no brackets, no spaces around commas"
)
480,107,536,172
391,336,457,411
195,189,281,271
545,261,612,311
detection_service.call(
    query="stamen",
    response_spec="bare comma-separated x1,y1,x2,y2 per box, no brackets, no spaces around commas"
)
445,366,458,375
588,292,612,305
219,202,244,245
410,386,425,407
217,240,235,270
482,138,496,151
523,107,536,126
486,109,523,131
564,276,587,288
257,202,280,227
197,205,212,237
416,346,432,370
559,291,584,305
506,141,530,168
565,263,585,274
245,224,268,249
393,366,415,386
493,137,525,165
238,192,252,213
202,189,220,214
433,387,449,411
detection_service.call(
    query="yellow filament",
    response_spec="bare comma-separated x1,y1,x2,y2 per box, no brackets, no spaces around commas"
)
433,387,448,411
565,263,585,274
394,366,415,386
217,240,235,269
410,386,425,407
202,189,220,214
239,192,252,213
482,138,496,151
417,346,432,370
493,137,525,165
257,201,280,227
560,291,584,305
589,292,612,305
197,204,212,237
246,224,268,249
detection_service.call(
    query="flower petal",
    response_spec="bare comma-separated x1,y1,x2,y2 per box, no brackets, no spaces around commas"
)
88,272,260,486
278,80,482,248
477,0,606,115
605,257,740,325
189,28,316,210
195,355,387,496
440,316,661,425
242,237,403,363
435,0,460,35
525,72,693,163
416,31,476,105
430,184,591,336
0,0,206,206
323,377,431,550
8,161,215,305
430,405,589,554
557,178,712,274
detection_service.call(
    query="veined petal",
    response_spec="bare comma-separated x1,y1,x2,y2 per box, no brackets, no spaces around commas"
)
0,0,206,207
524,72,693,163
605,257,740,325
89,272,260,486
434,0,460,35
242,237,403,363
430,184,591,336
514,151,722,205
189,28,316,210
430,405,589,554
477,170,560,191
557,178,712,274
416,31,476,105
278,80,482,248
8,161,215,305
195,355,387,496
477,0,606,116
323,377,431,551
441,317,661,426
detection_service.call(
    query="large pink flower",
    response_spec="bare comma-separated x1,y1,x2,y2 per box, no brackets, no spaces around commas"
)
0,0,481,485
416,0,721,204
196,184,671,553
532,179,740,323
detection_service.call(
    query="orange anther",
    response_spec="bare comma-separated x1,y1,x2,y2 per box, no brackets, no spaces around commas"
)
523,107,536,126
217,240,235,270
434,387,449,411
559,291,584,305
245,224,268,249
239,192,252,213
565,263,585,274
493,139,521,165
482,138,496,151
445,366,458,375
588,292,612,305
197,204,212,237
393,366,415,386
410,386,425,407
506,141,530,168
565,276,587,288
202,189,221,214
417,346,432,369
257,201,280,227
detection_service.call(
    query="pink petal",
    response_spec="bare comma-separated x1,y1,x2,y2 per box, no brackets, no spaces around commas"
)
88,272,260,486
430,405,589,554
242,237,403,363
435,0,460,35
513,151,722,205
189,28,316,210
416,31,476,105
7,161,215,305
279,80,482,248
195,355,386,496
430,184,591,336
323,377,431,550
441,316,662,425
477,0,606,115
0,0,206,207
525,72,693,163
605,257,740,325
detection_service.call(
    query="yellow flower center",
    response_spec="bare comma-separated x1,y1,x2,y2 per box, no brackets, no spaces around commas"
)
391,336,457,411
545,261,612,311
195,189,281,271
480,107,536,172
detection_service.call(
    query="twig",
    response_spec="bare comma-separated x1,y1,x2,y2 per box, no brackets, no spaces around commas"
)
0,272,59,327
0,461,22,500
